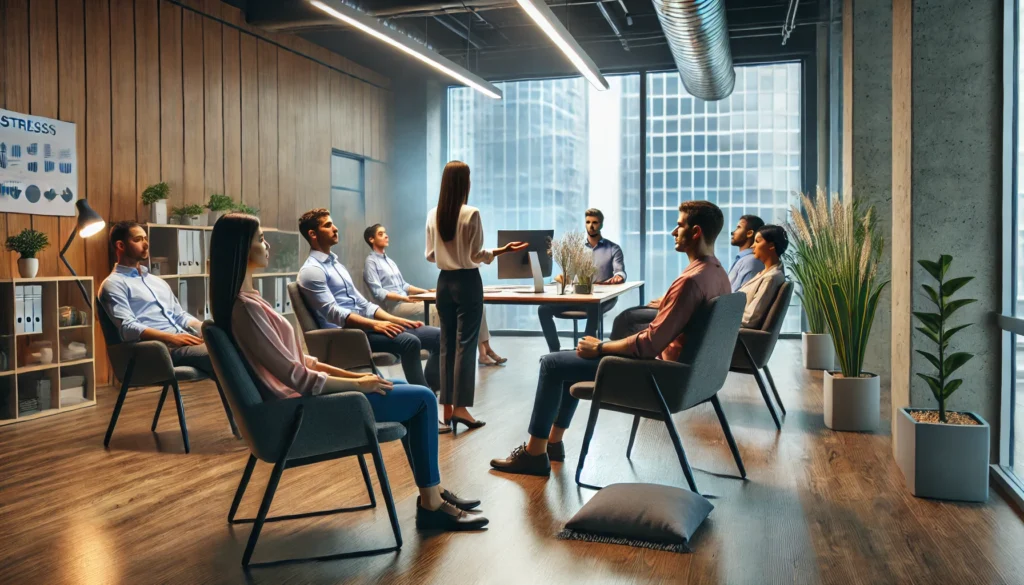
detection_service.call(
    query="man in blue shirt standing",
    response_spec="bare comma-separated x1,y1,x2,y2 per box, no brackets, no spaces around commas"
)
538,208,626,352
98,221,215,377
296,209,441,394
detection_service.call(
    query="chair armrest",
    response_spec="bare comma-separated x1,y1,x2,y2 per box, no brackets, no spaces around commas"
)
246,391,378,462
593,356,692,413
303,329,375,371
107,340,176,386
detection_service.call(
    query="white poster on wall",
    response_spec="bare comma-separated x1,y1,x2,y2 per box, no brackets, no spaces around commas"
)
0,108,78,217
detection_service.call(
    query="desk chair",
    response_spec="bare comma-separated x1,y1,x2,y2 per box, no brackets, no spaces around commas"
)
729,282,794,430
203,322,408,568
96,299,238,454
569,293,746,494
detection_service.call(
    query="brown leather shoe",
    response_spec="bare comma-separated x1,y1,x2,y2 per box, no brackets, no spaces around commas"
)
415,498,489,531
490,443,551,476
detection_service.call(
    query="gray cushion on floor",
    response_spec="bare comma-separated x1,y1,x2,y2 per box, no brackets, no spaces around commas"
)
559,483,713,553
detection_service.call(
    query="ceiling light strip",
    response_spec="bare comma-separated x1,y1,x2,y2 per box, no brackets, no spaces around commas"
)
515,0,609,91
309,0,502,99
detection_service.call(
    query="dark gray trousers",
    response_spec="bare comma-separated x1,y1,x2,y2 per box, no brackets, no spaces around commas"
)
435,269,484,407
610,306,659,340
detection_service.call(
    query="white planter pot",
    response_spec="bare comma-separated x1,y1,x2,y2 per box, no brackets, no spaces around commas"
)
802,333,835,370
149,200,168,224
185,215,202,226
207,210,227,226
17,257,39,278
824,370,879,431
896,408,989,502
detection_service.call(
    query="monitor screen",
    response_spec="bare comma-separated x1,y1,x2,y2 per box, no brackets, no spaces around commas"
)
497,230,554,279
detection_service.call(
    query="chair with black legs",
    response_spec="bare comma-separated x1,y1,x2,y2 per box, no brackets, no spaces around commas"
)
96,299,239,453
728,282,794,430
203,321,413,569
569,293,746,494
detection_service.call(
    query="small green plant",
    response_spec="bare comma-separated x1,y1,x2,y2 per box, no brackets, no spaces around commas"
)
5,228,50,258
207,193,235,212
575,248,598,286
172,204,205,218
233,203,259,216
913,255,976,423
141,182,170,206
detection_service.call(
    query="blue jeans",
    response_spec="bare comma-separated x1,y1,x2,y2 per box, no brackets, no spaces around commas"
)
365,383,440,488
527,351,602,439
366,326,441,392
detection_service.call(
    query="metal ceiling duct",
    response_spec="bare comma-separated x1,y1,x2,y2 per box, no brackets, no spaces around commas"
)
651,0,735,101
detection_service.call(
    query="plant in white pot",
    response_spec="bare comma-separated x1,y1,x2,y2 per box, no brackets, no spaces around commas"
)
206,193,235,226
787,189,836,370
574,248,597,294
896,255,989,502
173,204,205,226
810,194,888,432
5,228,50,278
142,182,170,224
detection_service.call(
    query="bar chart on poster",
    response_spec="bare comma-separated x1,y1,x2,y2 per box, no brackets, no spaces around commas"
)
0,108,78,216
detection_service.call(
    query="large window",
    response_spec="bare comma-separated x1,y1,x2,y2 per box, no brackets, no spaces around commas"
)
1011,0,1024,477
447,64,803,333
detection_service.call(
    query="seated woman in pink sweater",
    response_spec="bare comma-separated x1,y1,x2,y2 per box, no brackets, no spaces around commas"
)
209,213,487,532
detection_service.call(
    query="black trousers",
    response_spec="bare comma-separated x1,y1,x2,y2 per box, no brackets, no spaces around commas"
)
436,268,484,407
610,306,658,340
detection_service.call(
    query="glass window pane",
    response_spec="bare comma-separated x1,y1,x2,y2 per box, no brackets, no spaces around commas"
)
331,155,362,191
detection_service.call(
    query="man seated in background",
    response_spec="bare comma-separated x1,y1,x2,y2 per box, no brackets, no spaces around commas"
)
538,208,626,352
490,201,731,476
296,209,441,394
611,213,765,341
98,221,215,377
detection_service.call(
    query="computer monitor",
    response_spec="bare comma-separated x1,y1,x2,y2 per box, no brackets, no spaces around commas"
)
497,230,554,280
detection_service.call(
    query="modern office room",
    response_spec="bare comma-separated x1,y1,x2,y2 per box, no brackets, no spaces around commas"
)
1,0,1023,582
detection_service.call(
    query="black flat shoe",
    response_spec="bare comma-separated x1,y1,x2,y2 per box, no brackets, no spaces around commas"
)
415,498,489,531
450,416,486,433
490,443,550,476
547,441,565,462
442,489,480,511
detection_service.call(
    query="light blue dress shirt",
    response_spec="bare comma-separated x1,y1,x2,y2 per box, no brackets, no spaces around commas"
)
298,250,380,329
98,264,195,341
363,251,411,305
728,248,765,292
586,238,627,283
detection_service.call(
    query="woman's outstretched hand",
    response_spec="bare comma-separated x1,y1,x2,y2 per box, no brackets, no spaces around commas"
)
497,241,529,256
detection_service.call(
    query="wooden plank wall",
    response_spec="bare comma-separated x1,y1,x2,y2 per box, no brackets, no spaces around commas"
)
0,0,392,384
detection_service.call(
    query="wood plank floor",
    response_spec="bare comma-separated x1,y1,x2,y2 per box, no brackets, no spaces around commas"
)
1,338,1023,585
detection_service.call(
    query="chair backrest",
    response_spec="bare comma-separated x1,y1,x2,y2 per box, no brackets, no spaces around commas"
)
761,280,794,336
733,281,794,369
202,322,269,447
674,292,746,411
288,282,319,334
95,296,123,346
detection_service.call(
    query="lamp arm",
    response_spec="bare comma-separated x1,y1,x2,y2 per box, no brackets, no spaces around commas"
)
60,230,92,309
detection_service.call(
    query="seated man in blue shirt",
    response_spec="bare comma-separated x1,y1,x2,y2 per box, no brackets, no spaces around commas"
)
98,221,215,377
296,208,441,393
538,208,626,352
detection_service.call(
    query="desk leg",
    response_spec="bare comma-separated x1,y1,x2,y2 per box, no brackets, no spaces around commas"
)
424,300,432,321
597,302,605,340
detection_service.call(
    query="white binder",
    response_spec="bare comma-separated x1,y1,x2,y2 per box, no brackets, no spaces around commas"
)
283,278,293,314
32,285,43,333
191,231,202,275
178,280,189,315
177,230,188,275
274,278,284,313
14,286,25,334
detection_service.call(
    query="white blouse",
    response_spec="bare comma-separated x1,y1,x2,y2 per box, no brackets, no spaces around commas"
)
738,263,786,329
425,205,496,271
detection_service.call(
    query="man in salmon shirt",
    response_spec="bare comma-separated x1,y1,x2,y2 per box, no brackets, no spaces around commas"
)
490,200,732,477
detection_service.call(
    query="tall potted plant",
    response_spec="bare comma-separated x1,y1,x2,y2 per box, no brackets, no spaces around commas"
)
896,255,989,501
807,193,888,432
206,193,235,226
142,182,170,224
5,228,50,278
787,189,836,370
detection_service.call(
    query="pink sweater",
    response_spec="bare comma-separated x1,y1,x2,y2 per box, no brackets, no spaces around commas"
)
231,291,327,399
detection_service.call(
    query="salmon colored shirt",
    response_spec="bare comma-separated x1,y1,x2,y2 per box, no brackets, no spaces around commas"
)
626,255,731,362
231,290,327,399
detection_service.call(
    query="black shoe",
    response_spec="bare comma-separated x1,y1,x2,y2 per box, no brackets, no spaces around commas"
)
547,441,565,462
441,489,480,511
490,443,551,476
450,415,486,433
415,498,489,531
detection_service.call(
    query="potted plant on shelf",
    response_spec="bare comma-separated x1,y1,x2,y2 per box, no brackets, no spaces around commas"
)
574,248,597,294
896,255,989,502
206,193,235,226
808,193,888,432
173,204,205,226
549,231,584,295
233,202,259,216
5,228,50,278
787,189,836,370
141,182,170,224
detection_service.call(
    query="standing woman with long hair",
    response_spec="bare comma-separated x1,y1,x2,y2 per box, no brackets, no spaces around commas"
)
426,161,526,432
210,213,487,531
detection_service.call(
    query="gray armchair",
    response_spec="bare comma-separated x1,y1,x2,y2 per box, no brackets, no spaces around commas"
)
202,321,410,568
96,298,238,454
287,282,398,374
729,281,794,430
569,293,746,494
